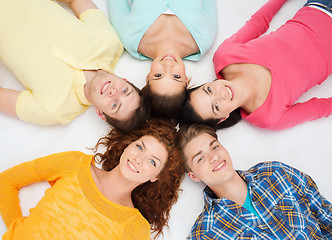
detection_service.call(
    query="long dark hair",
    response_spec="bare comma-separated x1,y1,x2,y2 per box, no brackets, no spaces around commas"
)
142,84,186,119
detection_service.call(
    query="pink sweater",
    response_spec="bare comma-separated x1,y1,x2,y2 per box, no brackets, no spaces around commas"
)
213,0,332,130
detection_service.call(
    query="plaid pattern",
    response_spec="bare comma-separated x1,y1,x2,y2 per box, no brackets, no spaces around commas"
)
187,161,332,239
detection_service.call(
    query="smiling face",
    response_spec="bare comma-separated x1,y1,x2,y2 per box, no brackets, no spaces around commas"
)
147,54,188,96
190,80,237,122
119,135,168,184
86,70,140,122
183,133,235,187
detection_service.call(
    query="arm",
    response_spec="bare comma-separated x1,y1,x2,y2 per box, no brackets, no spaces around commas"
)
57,0,98,18
0,87,19,118
0,152,81,228
269,97,332,130
107,0,131,36
223,0,288,45
285,164,332,237
0,160,43,227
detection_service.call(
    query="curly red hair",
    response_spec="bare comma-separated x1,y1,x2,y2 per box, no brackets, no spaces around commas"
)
93,119,184,238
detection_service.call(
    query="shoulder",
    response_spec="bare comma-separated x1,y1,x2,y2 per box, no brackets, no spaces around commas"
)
247,161,312,194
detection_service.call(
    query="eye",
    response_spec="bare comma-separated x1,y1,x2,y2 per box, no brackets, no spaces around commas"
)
207,86,212,93
212,145,219,150
149,159,156,167
112,102,118,109
214,103,219,111
173,74,181,79
154,73,162,77
136,144,143,151
197,156,204,163
122,87,128,94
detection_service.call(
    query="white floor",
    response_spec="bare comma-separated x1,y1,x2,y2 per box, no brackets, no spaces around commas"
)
1,0,332,239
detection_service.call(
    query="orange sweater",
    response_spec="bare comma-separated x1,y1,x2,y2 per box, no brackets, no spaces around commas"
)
0,151,150,239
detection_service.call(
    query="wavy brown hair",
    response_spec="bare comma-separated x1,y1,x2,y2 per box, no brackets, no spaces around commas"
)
93,119,184,238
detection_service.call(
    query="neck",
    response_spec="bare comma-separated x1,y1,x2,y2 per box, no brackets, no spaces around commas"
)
91,165,138,207
222,63,271,113
83,70,97,102
210,171,247,205
143,41,186,60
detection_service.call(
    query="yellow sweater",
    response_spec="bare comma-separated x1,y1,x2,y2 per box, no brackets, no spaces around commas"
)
0,151,150,240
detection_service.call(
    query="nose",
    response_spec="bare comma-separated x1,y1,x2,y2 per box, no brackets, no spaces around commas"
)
109,87,117,97
134,152,147,165
208,152,219,164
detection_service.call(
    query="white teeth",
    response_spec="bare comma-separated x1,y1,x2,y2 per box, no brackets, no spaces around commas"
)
226,87,233,100
128,161,138,172
164,56,174,60
213,161,225,171
101,82,111,94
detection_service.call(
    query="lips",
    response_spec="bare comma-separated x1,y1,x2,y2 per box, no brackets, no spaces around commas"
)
127,160,139,173
212,160,226,172
225,86,233,100
161,54,177,62
100,81,111,94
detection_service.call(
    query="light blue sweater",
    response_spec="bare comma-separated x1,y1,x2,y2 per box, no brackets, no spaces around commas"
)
107,0,218,61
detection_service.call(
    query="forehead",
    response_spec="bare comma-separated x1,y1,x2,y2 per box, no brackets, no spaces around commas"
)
190,86,212,120
139,135,168,162
115,91,140,121
183,133,217,159
149,78,186,95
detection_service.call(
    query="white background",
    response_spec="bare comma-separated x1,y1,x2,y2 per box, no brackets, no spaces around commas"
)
1,0,332,239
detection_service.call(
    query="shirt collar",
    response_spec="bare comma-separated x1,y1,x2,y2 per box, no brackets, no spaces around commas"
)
202,170,257,207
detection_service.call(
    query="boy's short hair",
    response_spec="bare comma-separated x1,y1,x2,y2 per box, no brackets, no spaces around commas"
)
176,124,217,172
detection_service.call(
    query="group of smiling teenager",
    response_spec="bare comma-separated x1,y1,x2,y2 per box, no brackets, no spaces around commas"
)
0,0,332,239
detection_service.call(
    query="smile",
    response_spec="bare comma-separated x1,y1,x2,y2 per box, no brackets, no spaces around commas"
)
161,54,177,62
127,160,139,173
212,160,226,172
101,81,111,94
225,86,233,100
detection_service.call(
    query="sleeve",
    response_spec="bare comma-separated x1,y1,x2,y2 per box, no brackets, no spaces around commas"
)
16,90,61,126
285,164,332,237
106,0,131,38
268,97,332,130
220,0,287,46
0,152,82,228
80,9,114,31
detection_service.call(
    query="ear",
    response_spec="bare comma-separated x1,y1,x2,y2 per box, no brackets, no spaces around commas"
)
150,177,158,183
146,74,149,84
95,109,106,121
217,116,228,124
187,172,201,183
185,76,190,86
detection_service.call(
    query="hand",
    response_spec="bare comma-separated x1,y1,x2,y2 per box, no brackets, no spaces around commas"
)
57,0,98,17
0,87,20,118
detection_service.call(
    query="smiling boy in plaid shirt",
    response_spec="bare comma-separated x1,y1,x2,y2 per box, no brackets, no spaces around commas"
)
177,124,332,239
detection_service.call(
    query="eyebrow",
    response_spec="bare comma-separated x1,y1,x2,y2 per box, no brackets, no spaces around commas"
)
152,77,182,82
191,139,218,162
114,86,133,113
203,87,217,116
172,78,182,82
140,140,161,163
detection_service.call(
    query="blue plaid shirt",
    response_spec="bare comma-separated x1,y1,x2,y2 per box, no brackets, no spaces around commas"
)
187,161,332,239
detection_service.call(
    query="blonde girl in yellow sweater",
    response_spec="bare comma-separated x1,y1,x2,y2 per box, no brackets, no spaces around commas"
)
0,119,184,239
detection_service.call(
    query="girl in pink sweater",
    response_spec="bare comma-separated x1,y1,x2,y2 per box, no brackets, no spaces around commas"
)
181,0,332,130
